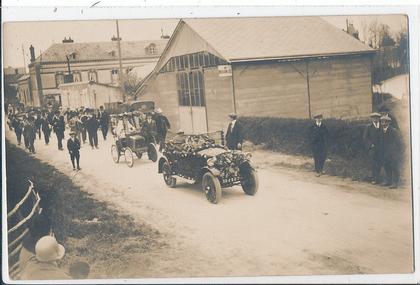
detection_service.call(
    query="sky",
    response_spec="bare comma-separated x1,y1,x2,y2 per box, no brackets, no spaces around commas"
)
3,15,407,69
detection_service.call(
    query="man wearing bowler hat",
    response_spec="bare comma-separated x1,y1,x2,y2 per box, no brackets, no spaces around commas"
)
309,114,329,177
363,112,383,184
379,115,403,188
67,131,81,171
225,113,243,150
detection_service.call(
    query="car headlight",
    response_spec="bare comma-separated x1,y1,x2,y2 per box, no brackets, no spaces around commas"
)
245,152,252,160
207,157,216,167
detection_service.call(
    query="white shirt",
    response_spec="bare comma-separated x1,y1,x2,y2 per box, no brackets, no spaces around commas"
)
383,126,389,133
373,121,380,129
230,119,237,130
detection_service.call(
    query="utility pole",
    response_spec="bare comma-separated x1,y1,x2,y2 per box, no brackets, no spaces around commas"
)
21,44,27,74
116,20,125,101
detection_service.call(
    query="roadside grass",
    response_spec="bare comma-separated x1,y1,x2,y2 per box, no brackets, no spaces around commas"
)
6,141,165,278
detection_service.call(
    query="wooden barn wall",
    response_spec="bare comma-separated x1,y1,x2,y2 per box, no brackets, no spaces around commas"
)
204,67,235,132
309,56,372,119
233,61,309,118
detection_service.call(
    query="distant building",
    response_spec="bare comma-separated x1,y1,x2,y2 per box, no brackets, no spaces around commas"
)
16,75,33,106
58,81,123,110
27,37,168,107
137,17,376,134
4,66,26,76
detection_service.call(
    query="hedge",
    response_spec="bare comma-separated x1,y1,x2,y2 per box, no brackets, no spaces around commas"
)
238,116,373,180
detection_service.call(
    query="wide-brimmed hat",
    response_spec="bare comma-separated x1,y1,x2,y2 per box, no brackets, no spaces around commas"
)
380,115,392,121
35,236,66,262
370,112,381,118
313,114,323,119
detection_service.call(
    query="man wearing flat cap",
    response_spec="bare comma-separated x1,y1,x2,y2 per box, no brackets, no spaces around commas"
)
67,131,81,171
225,113,243,150
309,114,329,176
363,112,383,184
379,115,403,188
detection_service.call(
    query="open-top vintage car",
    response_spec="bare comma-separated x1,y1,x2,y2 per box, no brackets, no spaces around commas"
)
110,111,158,167
158,132,258,204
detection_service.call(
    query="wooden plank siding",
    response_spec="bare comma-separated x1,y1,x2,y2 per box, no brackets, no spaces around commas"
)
149,72,180,132
204,67,235,132
309,56,372,119
233,61,309,118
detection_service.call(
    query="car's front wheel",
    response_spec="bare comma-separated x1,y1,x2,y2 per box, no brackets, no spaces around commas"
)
111,144,120,163
241,169,259,195
162,161,176,187
124,148,134,168
202,172,222,204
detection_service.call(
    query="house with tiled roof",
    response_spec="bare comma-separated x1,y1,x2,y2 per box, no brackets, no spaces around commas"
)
27,37,168,107
137,17,376,134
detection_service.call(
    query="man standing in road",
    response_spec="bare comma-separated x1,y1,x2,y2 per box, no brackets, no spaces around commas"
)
11,114,23,145
363,112,383,184
52,111,65,150
86,109,99,149
155,108,171,151
141,112,157,143
225,113,243,150
98,106,110,141
67,131,81,171
379,116,403,189
309,114,329,177
40,112,51,145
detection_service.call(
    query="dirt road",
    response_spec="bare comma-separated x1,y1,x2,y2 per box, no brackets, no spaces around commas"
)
5,128,413,277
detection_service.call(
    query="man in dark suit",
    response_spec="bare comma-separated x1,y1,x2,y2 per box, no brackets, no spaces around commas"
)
67,131,81,170
86,110,99,149
309,114,329,177
141,113,157,143
379,116,403,188
154,108,171,151
225,113,243,150
363,112,383,184
52,111,65,150
40,112,51,145
98,106,109,141
11,114,23,145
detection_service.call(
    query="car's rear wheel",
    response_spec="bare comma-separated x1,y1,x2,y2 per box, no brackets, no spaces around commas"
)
202,172,222,204
148,144,158,162
111,144,120,163
124,148,134,168
241,169,259,195
162,161,176,188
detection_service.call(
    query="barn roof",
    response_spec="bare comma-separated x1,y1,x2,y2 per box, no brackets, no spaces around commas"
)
33,39,168,64
183,17,375,61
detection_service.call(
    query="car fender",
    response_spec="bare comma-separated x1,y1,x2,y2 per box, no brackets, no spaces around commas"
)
201,167,221,177
158,157,169,173
240,161,257,171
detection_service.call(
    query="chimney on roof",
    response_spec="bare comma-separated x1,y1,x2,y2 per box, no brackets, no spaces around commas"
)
160,28,170,39
62,37,74,43
29,45,35,62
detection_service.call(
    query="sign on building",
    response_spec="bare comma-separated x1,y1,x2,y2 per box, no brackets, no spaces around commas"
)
218,65,232,77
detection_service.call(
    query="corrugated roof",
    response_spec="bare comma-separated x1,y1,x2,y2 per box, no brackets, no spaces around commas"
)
184,17,374,61
34,39,169,63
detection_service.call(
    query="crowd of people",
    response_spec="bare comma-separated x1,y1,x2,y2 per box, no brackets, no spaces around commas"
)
6,103,172,171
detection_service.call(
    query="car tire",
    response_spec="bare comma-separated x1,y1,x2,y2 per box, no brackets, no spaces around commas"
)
124,148,134,168
162,161,176,188
241,169,259,195
148,144,158,162
111,144,120,163
202,172,222,204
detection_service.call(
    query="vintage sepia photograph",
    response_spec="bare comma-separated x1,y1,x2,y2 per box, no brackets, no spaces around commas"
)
2,7,417,283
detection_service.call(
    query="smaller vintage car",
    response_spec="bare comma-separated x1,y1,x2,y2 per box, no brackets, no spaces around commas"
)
158,133,258,204
110,112,158,167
